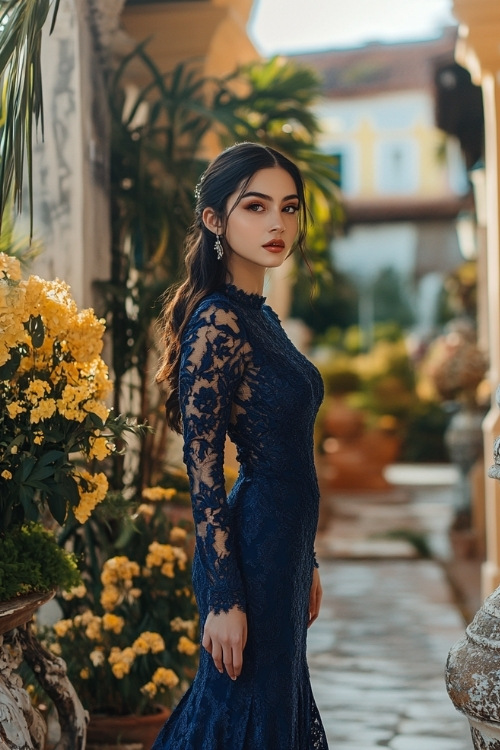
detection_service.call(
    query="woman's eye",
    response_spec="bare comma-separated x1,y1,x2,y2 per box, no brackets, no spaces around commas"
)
284,205,299,214
247,203,264,212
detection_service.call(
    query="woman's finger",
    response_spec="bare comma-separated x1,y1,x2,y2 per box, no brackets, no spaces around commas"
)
202,630,212,654
211,641,224,674
223,644,236,680
231,645,244,679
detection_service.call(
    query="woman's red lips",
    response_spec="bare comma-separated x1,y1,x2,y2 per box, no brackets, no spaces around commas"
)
263,240,285,251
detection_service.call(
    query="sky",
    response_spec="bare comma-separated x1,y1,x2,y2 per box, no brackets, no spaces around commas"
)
249,0,456,55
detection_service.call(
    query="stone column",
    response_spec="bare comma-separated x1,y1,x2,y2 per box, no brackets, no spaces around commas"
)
453,0,500,598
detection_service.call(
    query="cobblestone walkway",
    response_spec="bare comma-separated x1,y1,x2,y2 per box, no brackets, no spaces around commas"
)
308,559,471,749
308,465,474,749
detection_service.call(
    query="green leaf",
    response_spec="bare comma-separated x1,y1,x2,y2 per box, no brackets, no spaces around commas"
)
0,0,53,234
36,449,65,467
50,474,80,506
27,314,45,348
47,492,67,526
29,463,56,481
20,454,37,481
19,485,38,521
0,348,21,379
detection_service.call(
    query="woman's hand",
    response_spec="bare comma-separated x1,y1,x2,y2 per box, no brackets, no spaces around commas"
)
308,567,323,628
202,606,248,680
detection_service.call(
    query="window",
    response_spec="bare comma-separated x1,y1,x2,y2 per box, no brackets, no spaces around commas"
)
375,140,418,195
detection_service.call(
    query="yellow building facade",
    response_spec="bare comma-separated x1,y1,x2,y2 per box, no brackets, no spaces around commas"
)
121,0,259,81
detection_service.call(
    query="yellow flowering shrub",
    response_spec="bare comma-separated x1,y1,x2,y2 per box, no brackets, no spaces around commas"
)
0,253,138,533
42,491,198,716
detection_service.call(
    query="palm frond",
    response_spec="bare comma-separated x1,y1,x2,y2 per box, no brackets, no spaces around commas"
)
0,0,59,236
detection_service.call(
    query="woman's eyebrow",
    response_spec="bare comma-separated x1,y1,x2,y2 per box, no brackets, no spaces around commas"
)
241,191,300,202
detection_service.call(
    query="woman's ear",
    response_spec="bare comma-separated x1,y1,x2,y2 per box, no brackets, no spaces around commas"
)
202,207,223,234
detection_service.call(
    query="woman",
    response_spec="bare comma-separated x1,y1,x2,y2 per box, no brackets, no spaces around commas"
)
153,142,328,749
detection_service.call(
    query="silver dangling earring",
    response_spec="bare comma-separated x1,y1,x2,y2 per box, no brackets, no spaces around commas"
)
215,234,224,261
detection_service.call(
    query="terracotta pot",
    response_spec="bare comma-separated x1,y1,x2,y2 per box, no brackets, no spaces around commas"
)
0,590,54,635
87,705,171,748
322,397,365,440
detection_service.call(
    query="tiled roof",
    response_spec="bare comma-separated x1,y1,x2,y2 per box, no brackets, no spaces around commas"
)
290,27,457,97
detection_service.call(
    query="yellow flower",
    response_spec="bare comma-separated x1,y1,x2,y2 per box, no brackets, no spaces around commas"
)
102,613,125,634
132,631,165,655
49,642,62,656
88,435,112,461
140,681,158,699
84,617,102,641
64,308,105,362
90,649,105,667
53,619,73,638
25,379,50,403
170,617,198,641
120,647,136,665
80,668,90,680
6,402,25,418
61,584,87,601
132,636,149,655
111,661,130,679
74,470,108,523
1,470,12,480
30,398,57,424
142,486,177,501
56,384,88,422
100,584,121,612
108,647,123,665
0,253,22,280
33,434,44,445
152,667,179,689
80,611,95,626
83,399,110,424
146,542,175,568
177,636,198,656
170,527,187,544
136,503,155,519
161,562,175,578
173,547,188,571
109,647,135,678
101,556,140,586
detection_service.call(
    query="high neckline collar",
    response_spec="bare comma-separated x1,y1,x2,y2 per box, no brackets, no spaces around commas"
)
223,283,266,310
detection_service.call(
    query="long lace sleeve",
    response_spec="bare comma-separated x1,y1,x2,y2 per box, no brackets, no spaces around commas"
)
179,300,250,615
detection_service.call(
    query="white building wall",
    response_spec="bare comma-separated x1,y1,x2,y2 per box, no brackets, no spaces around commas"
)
18,0,111,310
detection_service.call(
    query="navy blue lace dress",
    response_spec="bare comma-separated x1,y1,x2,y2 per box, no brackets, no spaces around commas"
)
152,284,328,749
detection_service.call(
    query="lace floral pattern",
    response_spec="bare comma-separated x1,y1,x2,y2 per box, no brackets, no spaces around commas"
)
153,285,328,749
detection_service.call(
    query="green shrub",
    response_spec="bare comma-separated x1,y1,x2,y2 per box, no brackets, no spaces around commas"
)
0,523,81,601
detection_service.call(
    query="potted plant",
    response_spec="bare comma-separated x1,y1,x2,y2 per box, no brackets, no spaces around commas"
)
0,251,144,749
40,488,198,747
0,251,140,601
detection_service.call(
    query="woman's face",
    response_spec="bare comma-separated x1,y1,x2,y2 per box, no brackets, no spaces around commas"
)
223,167,300,276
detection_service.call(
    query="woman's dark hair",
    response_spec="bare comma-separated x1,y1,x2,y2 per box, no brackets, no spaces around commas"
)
156,142,309,432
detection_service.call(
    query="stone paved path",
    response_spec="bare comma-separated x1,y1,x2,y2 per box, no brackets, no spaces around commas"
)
308,464,475,749
308,559,471,749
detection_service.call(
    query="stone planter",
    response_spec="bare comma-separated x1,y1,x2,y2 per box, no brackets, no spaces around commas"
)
0,590,55,635
0,591,87,750
87,705,171,748
446,585,500,747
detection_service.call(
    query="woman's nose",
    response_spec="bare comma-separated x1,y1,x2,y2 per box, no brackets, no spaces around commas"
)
270,210,285,232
